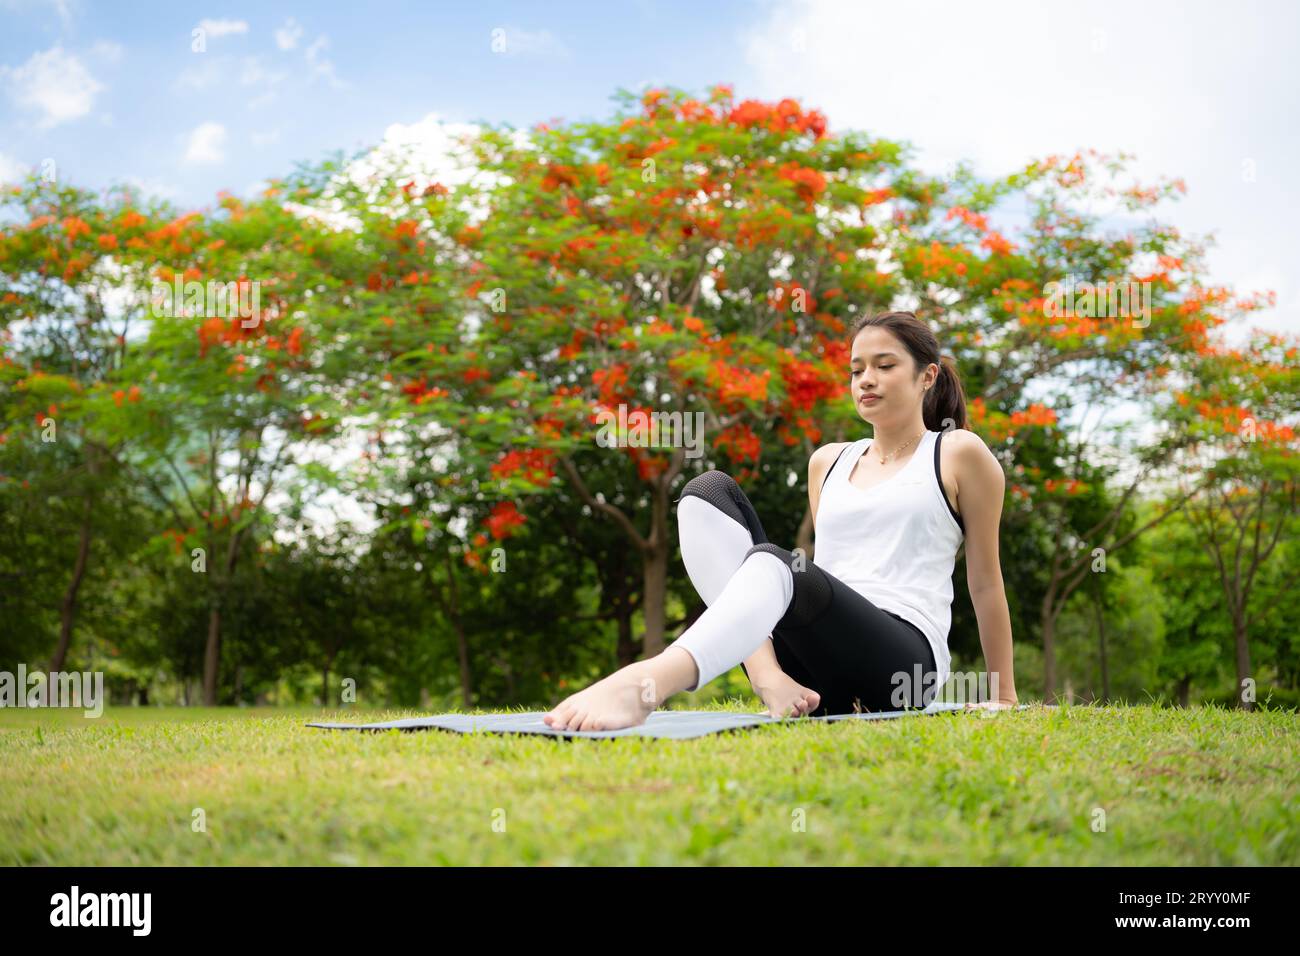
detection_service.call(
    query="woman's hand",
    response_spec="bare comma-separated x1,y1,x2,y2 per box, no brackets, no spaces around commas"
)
753,670,821,718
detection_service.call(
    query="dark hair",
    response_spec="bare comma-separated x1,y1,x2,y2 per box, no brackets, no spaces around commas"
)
847,310,968,431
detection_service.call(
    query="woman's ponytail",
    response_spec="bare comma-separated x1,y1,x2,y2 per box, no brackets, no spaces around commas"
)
925,353,968,432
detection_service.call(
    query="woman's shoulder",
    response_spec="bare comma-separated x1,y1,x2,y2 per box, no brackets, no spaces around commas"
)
809,440,855,471
937,427,988,451
940,428,1003,482
807,440,855,489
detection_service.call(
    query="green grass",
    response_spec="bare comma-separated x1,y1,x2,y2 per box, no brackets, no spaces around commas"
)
1,700,1296,865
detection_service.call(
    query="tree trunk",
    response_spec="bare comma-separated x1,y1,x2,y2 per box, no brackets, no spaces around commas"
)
640,482,673,658
437,550,473,709
49,499,93,673
453,621,472,709
641,544,669,657
321,662,330,707
795,503,814,559
1233,615,1253,712
1176,674,1191,708
1041,602,1059,704
203,532,245,707
1093,590,1109,703
202,603,222,705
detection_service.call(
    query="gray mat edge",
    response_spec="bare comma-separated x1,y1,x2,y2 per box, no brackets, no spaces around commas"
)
305,703,1034,738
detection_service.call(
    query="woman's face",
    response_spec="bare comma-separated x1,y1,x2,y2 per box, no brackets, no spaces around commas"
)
849,326,935,426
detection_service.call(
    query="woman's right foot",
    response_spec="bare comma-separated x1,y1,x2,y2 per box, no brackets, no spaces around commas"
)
754,671,821,718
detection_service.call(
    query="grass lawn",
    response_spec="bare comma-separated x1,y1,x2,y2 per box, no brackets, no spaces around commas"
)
1,700,1296,865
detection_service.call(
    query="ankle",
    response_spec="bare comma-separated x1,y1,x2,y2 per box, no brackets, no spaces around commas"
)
653,646,700,699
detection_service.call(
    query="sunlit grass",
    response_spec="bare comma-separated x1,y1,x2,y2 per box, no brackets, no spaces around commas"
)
1,700,1295,865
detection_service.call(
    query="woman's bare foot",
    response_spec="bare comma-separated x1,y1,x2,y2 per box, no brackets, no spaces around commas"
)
753,670,821,718
542,647,698,732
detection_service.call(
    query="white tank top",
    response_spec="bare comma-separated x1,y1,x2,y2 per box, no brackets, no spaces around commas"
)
812,429,965,690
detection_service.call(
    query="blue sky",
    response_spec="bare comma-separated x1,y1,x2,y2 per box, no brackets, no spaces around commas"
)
0,0,752,203
2,0,1298,338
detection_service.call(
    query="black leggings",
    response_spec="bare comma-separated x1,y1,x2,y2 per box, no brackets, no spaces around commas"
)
675,470,939,715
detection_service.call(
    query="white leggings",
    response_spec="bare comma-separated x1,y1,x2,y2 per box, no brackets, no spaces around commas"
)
670,470,939,712
672,494,794,691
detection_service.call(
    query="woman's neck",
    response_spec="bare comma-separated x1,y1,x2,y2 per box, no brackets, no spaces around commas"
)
870,418,928,459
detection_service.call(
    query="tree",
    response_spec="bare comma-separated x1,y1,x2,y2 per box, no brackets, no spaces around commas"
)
1171,331,1299,710
0,177,165,670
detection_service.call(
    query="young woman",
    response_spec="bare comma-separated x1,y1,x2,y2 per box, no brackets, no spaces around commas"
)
543,310,1017,731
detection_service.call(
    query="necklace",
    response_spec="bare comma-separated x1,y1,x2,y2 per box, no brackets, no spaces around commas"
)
875,429,923,465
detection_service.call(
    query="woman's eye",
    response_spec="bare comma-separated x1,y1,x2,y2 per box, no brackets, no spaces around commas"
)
880,365,894,370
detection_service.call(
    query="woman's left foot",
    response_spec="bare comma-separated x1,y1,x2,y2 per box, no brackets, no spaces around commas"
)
542,660,663,732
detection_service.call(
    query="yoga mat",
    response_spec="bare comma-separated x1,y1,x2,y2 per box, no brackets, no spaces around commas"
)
307,701,1032,740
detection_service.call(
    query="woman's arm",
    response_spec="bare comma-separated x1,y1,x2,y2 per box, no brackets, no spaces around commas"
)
953,431,1018,705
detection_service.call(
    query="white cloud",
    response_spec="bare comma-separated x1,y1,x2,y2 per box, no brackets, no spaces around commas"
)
123,176,181,203
274,17,303,51
50,0,72,27
251,129,280,148
176,54,286,104
0,151,30,186
195,18,248,40
0,0,77,28
183,121,227,165
90,39,124,64
304,34,347,89
175,57,222,91
284,112,499,234
304,35,328,61
239,56,287,88
741,0,1300,336
490,25,570,59
1,45,104,128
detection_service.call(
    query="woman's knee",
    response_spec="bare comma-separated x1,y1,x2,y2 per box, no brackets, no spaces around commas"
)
674,470,752,533
674,469,737,507
743,543,831,628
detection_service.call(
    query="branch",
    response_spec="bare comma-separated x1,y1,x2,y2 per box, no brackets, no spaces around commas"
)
557,454,649,550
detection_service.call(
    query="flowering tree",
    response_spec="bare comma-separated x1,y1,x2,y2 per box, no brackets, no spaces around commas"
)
1170,331,1299,709
0,178,165,670
371,85,940,657
322,88,1290,693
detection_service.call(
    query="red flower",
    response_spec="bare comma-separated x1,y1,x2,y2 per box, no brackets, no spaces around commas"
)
491,447,557,486
781,359,837,411
486,501,526,540
980,231,1015,256
777,162,827,204
62,216,92,241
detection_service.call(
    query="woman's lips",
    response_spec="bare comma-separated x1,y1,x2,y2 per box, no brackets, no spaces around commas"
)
859,394,880,404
